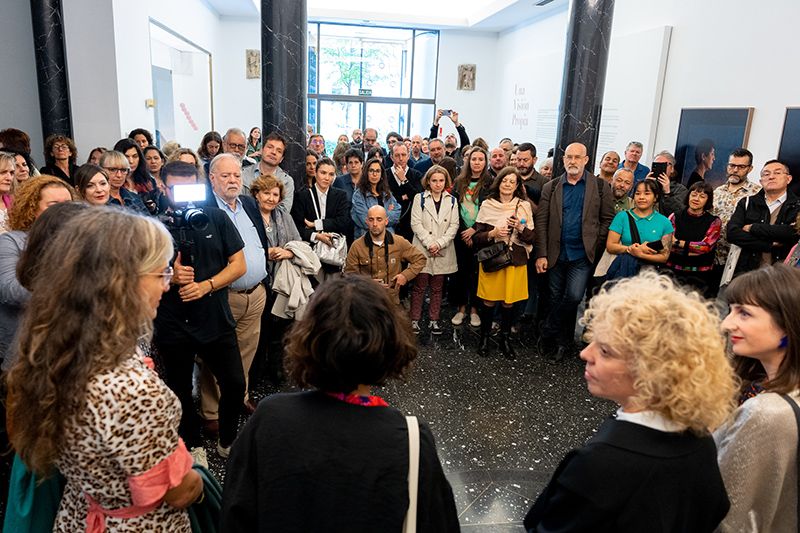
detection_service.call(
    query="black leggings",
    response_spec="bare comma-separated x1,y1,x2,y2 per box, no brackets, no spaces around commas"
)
449,235,480,309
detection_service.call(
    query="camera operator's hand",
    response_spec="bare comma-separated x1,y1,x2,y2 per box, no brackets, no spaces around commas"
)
173,252,195,285
179,280,211,302
434,109,443,125
451,110,460,127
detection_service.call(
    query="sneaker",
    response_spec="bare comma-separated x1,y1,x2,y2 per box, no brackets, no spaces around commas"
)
411,320,421,333
217,441,231,459
429,320,442,335
451,311,466,326
190,446,208,469
470,312,481,327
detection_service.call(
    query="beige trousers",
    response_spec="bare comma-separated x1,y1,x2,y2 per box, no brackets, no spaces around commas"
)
200,284,267,420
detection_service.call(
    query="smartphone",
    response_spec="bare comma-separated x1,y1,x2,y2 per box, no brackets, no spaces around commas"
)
651,161,668,177
442,109,452,117
645,240,664,251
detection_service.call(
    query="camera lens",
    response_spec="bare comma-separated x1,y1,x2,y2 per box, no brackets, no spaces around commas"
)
184,208,209,231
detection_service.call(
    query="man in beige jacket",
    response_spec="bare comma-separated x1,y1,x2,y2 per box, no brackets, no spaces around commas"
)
345,205,426,304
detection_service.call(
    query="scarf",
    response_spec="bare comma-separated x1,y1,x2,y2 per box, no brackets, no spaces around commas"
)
475,197,534,253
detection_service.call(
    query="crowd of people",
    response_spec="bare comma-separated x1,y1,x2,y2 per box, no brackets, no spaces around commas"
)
0,110,798,531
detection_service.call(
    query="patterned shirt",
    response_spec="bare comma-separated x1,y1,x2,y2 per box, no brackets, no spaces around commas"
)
711,180,761,265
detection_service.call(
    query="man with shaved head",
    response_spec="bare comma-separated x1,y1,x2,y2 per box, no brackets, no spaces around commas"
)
489,147,508,177
345,204,426,304
534,142,615,362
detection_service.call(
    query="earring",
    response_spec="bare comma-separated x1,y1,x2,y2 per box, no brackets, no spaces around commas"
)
779,336,789,349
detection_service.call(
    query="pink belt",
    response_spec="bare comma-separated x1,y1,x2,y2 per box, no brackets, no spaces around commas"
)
84,438,193,533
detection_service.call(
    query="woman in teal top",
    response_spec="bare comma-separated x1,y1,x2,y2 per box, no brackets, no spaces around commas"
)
606,179,673,265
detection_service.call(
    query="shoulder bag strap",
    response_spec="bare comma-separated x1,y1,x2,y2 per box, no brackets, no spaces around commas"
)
403,415,420,533
309,188,322,220
779,393,800,533
626,211,642,244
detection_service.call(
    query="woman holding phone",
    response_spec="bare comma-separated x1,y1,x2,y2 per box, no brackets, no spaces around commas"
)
605,179,673,267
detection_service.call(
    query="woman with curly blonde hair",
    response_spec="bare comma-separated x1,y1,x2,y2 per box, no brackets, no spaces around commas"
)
524,271,736,532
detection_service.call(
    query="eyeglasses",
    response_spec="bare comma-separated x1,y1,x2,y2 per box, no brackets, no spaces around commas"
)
226,143,246,151
53,144,70,151
104,167,130,175
367,168,382,174
146,266,174,288
727,163,750,170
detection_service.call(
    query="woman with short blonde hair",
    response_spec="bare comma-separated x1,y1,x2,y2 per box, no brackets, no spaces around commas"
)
525,271,735,531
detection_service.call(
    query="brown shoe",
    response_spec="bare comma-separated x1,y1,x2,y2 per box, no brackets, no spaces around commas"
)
243,398,258,415
201,419,219,436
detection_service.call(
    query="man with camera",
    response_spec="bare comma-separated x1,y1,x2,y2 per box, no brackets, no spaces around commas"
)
199,153,270,432
154,160,247,465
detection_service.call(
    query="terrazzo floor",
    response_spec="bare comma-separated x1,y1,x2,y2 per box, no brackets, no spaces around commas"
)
203,310,613,531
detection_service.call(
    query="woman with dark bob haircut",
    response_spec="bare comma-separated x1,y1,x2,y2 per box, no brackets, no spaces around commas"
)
222,276,459,532
715,264,800,531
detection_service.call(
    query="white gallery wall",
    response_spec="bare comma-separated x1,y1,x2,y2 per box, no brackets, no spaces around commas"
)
488,0,800,171
435,30,500,145
0,1,44,163
215,18,263,136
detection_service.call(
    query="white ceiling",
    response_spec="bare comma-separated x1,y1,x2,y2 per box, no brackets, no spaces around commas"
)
203,0,568,32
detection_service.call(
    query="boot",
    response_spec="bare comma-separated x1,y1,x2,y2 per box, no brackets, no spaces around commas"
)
498,333,516,360
498,306,517,359
476,304,494,357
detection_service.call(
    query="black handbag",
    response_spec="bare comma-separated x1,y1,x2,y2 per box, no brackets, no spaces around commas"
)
476,240,513,272
476,200,519,273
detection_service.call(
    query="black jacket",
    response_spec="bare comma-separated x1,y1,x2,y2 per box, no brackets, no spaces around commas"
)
525,418,729,532
726,189,800,275
200,194,270,273
387,167,424,241
290,186,352,243
221,391,460,533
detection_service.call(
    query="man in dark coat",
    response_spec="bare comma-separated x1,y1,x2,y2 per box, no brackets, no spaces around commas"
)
535,142,615,362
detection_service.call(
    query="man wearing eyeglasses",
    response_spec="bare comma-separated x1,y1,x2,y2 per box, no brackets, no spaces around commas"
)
204,128,256,177
726,158,799,277
712,148,762,271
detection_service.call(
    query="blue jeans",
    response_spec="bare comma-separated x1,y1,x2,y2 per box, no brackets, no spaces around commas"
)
541,256,593,346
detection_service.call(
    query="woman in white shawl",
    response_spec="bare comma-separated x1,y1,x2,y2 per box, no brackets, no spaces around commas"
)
471,167,534,359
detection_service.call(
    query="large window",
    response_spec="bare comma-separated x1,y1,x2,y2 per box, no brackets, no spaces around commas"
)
308,23,439,154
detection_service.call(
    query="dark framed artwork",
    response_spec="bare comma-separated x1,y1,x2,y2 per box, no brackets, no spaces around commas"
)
674,108,753,188
778,108,800,196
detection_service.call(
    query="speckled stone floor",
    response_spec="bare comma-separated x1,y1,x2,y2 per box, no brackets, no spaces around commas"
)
202,309,612,530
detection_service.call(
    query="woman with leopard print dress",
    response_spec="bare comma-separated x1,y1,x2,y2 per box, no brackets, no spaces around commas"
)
6,208,202,532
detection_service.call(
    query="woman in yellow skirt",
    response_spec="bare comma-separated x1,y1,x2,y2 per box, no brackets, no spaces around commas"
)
472,166,534,359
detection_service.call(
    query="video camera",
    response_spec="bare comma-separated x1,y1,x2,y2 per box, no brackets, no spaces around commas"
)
159,184,210,267
159,184,209,231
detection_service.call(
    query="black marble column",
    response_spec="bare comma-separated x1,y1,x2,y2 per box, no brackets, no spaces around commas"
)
262,0,307,189
552,0,615,176
30,0,73,139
